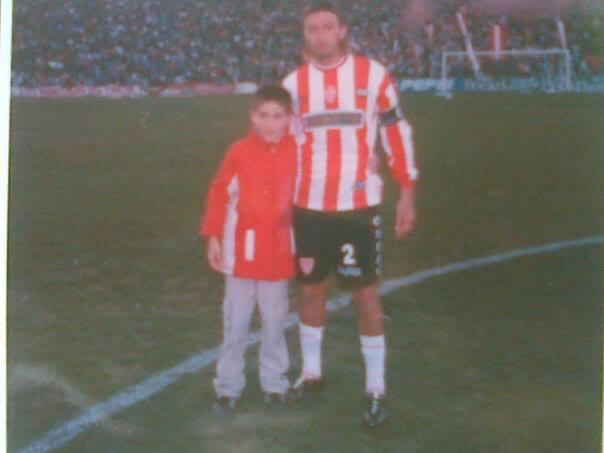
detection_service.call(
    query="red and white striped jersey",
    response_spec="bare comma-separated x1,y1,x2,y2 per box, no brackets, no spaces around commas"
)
282,53,418,212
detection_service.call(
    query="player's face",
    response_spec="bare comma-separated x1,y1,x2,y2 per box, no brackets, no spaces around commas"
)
303,11,347,62
251,101,291,144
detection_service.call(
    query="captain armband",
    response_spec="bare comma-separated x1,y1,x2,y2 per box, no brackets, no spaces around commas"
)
379,105,405,126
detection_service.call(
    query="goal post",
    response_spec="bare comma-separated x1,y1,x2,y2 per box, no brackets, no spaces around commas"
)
439,48,573,95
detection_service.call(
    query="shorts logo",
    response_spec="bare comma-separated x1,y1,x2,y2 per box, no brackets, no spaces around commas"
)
299,257,315,275
337,266,362,277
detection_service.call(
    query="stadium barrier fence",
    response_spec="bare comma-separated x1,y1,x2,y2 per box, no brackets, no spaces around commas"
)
10,77,604,98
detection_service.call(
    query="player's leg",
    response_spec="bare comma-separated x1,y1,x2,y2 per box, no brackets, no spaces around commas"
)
298,279,329,381
335,208,388,425
299,280,329,328
257,279,291,405
292,208,331,392
353,283,383,335
353,284,387,397
214,276,257,404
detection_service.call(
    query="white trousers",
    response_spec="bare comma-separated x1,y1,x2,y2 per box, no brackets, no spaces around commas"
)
214,276,290,398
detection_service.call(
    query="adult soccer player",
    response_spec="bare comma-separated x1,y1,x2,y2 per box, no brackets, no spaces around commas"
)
282,1,419,427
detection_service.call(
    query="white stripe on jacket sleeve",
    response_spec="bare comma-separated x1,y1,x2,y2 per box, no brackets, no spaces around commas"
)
222,176,239,274
244,229,255,262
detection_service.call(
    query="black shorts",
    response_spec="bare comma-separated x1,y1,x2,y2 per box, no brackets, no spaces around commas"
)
293,207,382,287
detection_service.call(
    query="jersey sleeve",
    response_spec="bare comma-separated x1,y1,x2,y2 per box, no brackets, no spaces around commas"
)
377,72,419,188
199,145,239,238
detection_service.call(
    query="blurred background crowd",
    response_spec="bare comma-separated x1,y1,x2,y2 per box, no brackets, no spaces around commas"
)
11,0,604,88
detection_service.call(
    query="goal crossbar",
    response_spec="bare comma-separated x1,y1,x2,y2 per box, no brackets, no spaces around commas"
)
444,48,570,58
440,48,573,95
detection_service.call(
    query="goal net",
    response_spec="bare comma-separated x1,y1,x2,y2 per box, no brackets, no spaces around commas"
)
439,48,573,95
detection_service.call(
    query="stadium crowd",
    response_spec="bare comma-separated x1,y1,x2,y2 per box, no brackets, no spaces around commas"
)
11,0,604,88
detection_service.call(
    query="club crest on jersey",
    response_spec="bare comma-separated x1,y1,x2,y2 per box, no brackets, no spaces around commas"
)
299,257,315,275
356,89,368,97
325,85,337,104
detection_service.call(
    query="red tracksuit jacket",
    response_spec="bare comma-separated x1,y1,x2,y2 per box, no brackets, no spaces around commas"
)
200,131,297,281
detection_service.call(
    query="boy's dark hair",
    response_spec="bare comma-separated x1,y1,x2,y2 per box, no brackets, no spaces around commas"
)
252,84,293,113
303,1,345,25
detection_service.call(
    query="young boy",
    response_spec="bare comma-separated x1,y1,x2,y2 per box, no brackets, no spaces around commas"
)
200,85,297,416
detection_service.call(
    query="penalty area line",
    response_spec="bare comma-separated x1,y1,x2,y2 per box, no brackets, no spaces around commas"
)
20,235,604,453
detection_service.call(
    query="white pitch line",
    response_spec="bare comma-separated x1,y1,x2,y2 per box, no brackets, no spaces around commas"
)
21,235,604,453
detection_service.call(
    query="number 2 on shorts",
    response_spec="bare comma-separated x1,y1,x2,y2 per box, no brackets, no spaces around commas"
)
341,243,357,266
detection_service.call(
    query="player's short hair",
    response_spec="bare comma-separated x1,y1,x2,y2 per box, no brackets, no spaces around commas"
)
303,1,345,25
252,84,293,113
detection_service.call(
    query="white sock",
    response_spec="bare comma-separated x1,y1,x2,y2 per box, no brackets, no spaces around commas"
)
299,323,323,380
360,335,386,397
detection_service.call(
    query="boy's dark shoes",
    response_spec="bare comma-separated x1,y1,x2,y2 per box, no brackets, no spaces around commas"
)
212,396,238,418
263,392,289,414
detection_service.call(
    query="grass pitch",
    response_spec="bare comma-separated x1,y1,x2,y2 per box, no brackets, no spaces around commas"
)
8,93,604,452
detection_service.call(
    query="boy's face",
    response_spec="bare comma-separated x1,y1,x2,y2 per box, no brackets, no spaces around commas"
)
250,100,291,143
303,11,347,61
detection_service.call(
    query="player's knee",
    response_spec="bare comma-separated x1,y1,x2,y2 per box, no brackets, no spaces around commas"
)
300,281,328,307
352,283,379,303
353,287,383,319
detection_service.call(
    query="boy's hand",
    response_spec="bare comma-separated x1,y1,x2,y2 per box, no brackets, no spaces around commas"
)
207,236,223,272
